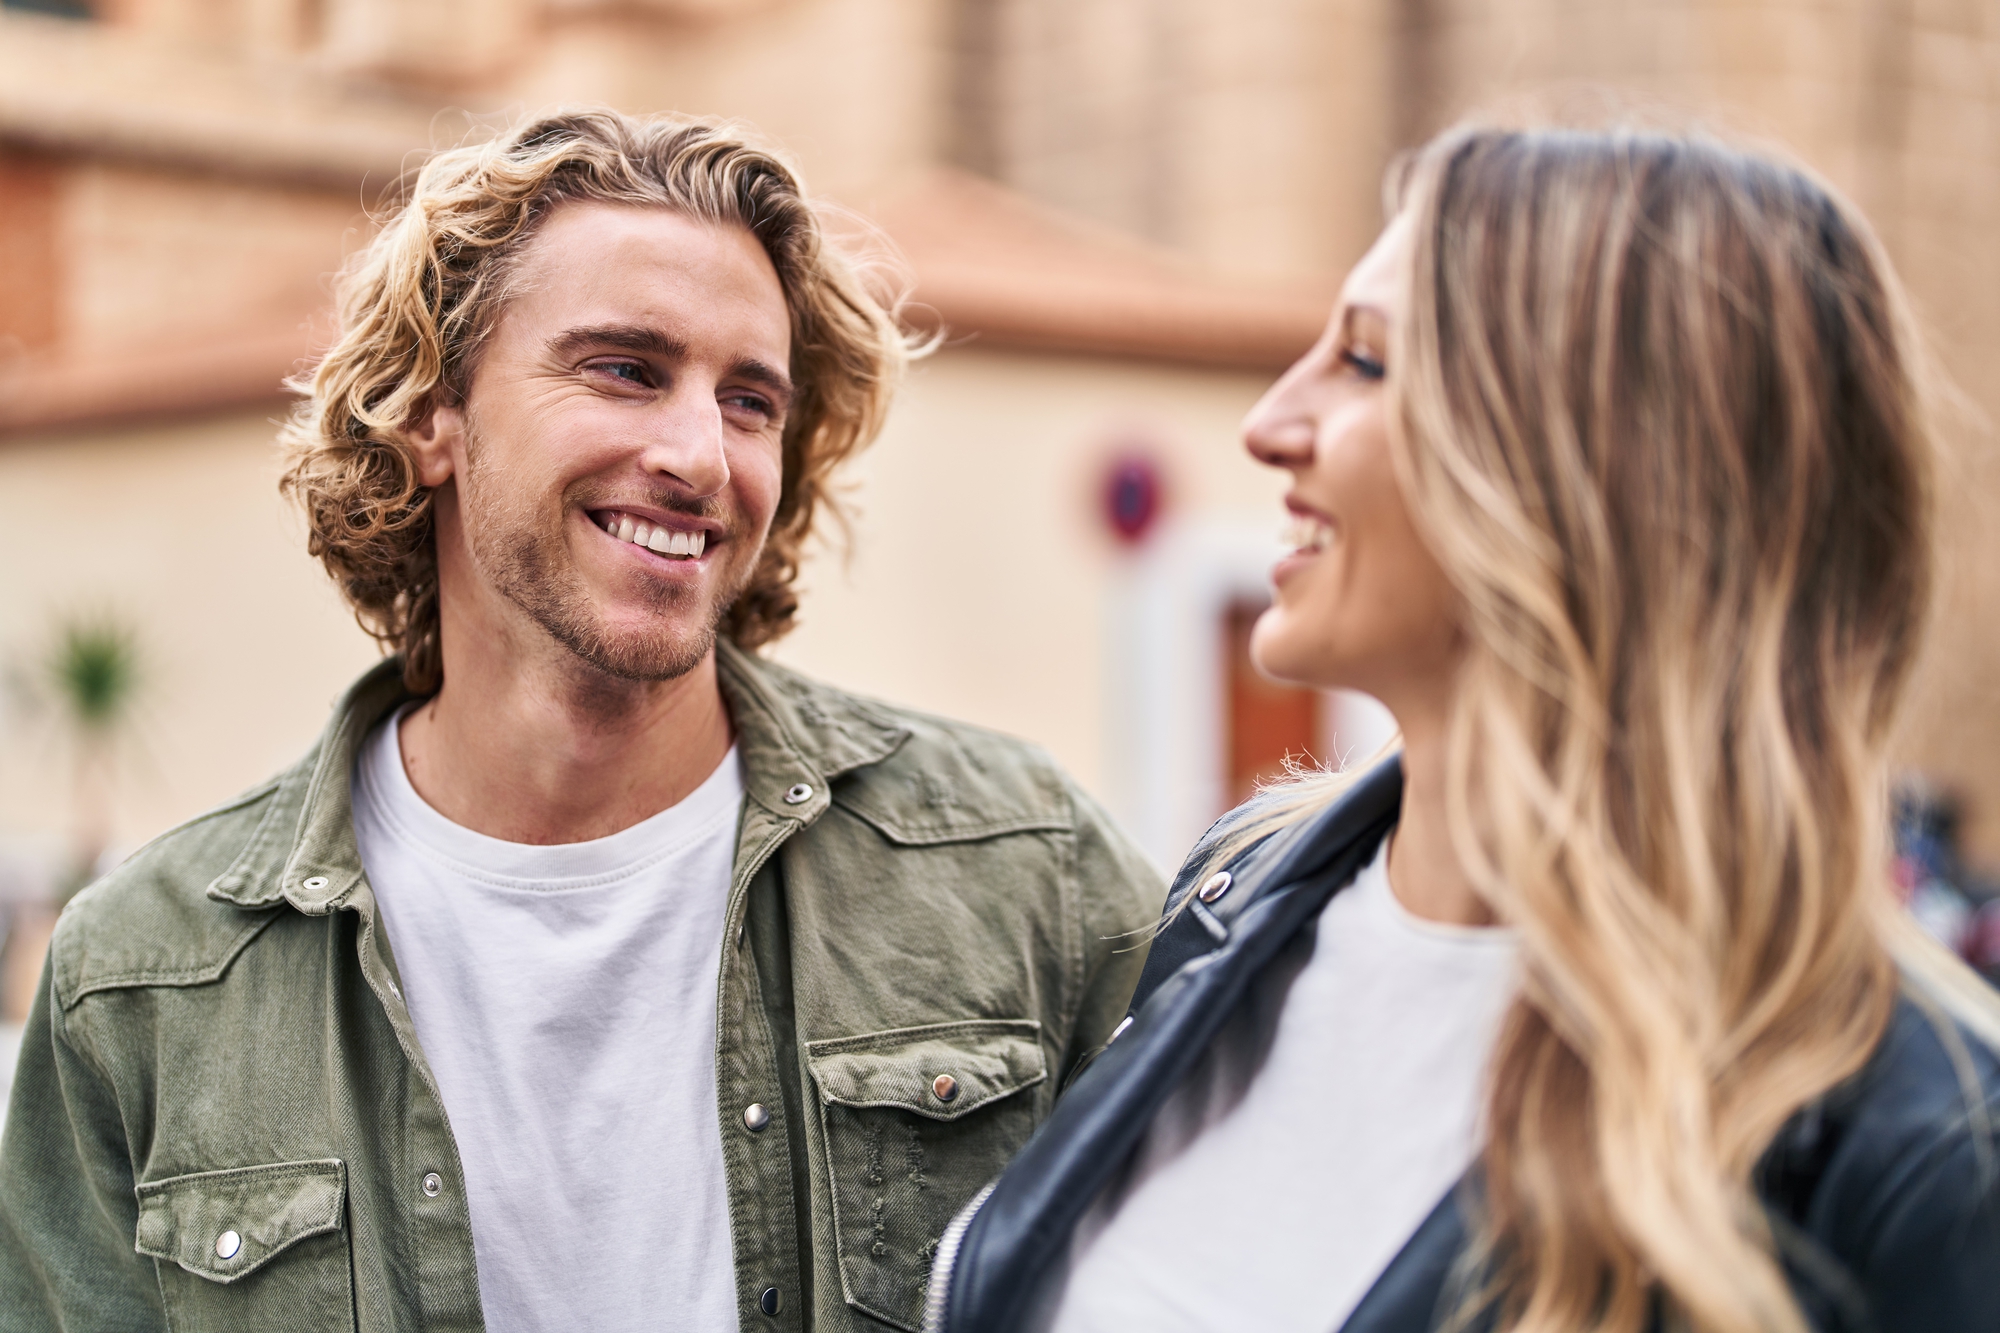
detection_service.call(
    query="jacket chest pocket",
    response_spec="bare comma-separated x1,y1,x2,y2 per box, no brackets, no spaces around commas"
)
808,1020,1048,1331
134,1159,353,1333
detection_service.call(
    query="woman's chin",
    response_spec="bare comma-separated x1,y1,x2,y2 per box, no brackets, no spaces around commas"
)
1248,620,1338,692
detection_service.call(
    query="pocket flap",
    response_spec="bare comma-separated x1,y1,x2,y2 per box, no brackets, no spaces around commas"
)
135,1159,346,1284
806,1019,1046,1121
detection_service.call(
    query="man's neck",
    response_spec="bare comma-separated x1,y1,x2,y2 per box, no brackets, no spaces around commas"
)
396,642,735,846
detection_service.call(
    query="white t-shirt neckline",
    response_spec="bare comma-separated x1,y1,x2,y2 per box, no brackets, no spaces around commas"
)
361,702,744,889
1033,833,1520,1333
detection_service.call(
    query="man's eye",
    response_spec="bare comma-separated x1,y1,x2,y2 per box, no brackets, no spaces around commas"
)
723,394,773,417
588,360,650,385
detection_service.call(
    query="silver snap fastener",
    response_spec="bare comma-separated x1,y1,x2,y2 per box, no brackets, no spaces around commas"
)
302,875,330,891
931,1073,959,1102
214,1229,241,1260
421,1172,442,1198
1197,871,1233,904
759,1286,783,1316
742,1102,771,1132
783,783,813,805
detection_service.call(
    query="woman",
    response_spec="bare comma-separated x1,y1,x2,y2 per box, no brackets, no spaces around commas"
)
924,125,2000,1333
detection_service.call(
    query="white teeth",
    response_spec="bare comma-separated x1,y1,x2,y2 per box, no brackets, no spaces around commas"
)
1284,514,1335,552
604,511,708,559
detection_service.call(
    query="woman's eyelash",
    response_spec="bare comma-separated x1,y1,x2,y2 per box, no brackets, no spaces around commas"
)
1340,348,1386,380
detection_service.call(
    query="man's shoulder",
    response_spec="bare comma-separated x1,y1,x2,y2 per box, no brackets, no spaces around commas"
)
740,651,1084,841
49,753,311,1010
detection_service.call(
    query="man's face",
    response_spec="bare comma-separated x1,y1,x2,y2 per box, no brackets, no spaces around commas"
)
415,202,793,682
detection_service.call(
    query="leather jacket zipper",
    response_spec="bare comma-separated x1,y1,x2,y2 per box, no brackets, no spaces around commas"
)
921,1178,998,1332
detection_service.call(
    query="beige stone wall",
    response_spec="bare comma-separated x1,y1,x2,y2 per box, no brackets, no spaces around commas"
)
949,0,1398,276
0,411,381,853
772,345,1281,797
61,162,360,356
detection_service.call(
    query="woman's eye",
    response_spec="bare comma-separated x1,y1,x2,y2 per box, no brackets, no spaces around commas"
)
1340,348,1386,381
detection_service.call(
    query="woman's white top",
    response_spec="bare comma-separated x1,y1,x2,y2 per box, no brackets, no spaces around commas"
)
1029,836,1519,1333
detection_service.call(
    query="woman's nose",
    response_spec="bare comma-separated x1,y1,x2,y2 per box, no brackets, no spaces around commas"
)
1242,352,1321,469
1243,397,1317,469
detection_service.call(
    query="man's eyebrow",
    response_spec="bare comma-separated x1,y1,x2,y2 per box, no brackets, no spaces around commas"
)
546,324,689,361
730,359,794,404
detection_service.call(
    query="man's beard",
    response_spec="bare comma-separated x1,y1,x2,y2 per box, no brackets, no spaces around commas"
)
460,445,758,683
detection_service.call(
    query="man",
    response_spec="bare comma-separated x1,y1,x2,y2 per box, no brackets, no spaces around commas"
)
0,110,1161,1333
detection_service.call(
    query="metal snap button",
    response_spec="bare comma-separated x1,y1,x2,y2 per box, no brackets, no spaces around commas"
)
742,1103,771,1133
302,875,330,892
759,1285,783,1316
214,1229,241,1260
931,1073,959,1102
1197,871,1233,904
421,1172,443,1198
783,783,813,805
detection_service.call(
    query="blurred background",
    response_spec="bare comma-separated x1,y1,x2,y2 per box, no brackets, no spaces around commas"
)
4,0,2000,1074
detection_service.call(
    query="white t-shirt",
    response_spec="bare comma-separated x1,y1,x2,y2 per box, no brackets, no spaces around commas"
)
351,708,744,1333
1031,837,1518,1333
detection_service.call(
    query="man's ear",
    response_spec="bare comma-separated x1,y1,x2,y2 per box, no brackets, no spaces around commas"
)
406,401,466,488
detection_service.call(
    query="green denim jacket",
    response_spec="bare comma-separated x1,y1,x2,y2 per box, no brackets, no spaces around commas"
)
0,642,1162,1333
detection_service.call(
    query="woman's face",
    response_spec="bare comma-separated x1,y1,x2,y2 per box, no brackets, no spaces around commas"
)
1242,217,1461,708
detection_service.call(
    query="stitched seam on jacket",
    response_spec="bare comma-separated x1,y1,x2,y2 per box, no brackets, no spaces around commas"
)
824,804,1072,847
804,1019,1043,1058
62,911,283,1008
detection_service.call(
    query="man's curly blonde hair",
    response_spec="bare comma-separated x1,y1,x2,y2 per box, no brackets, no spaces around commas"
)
280,108,912,693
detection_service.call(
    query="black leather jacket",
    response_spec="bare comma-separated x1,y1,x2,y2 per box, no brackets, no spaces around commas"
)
926,757,2000,1332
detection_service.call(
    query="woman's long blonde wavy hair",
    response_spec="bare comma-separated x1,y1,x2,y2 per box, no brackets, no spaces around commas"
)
280,109,915,693
1243,126,2000,1332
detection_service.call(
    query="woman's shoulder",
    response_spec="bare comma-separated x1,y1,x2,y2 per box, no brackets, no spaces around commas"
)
1764,992,2000,1328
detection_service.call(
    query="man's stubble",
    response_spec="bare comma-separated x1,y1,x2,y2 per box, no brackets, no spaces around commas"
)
458,424,764,685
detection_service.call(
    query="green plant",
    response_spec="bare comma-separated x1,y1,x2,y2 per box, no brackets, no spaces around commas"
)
42,614,143,899
49,617,142,735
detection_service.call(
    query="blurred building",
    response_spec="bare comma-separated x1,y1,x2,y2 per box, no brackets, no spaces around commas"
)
3,0,1999,901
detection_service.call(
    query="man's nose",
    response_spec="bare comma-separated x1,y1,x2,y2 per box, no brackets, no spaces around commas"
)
640,392,731,498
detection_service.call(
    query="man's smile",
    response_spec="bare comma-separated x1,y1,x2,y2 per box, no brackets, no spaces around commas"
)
590,508,713,560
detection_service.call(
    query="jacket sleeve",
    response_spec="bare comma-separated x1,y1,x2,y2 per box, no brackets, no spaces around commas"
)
0,952,167,1331
1058,784,1168,1085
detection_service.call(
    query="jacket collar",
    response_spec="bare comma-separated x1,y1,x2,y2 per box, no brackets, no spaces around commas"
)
711,636,907,823
207,640,909,914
